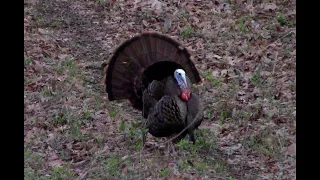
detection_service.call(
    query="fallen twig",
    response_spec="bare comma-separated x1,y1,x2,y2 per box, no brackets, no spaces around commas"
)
261,30,295,52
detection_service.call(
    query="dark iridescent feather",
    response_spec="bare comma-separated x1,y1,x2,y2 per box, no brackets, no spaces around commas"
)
103,32,203,143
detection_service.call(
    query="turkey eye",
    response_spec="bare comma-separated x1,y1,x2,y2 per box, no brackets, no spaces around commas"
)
178,73,181,76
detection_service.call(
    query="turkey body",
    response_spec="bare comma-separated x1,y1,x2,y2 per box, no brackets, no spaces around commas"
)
143,76,204,143
103,32,204,144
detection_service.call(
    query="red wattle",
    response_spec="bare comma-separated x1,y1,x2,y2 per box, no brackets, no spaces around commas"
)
180,89,191,101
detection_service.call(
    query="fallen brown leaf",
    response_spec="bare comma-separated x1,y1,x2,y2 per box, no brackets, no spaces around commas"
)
287,143,296,157
263,3,277,12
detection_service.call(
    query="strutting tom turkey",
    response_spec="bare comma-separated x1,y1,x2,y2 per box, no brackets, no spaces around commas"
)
103,32,204,146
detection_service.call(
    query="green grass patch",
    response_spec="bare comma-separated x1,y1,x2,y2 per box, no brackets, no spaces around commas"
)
50,165,73,179
182,25,194,38
203,72,222,87
24,58,33,68
278,13,287,26
109,111,117,118
251,73,261,87
238,17,247,33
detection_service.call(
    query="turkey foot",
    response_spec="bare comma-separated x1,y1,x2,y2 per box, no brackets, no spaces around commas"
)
166,141,177,155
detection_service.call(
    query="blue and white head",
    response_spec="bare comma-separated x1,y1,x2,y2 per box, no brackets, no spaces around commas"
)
174,69,191,101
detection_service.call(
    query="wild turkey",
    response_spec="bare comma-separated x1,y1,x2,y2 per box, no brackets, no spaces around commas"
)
103,32,204,147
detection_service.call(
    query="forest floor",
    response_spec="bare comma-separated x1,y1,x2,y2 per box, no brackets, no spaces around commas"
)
24,0,296,179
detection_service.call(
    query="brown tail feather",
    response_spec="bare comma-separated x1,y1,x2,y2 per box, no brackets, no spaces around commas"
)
104,32,201,110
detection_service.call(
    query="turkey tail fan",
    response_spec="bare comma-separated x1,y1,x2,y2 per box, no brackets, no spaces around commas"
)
104,32,201,110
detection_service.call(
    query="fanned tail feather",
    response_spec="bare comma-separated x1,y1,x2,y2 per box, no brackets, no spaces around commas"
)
104,32,201,110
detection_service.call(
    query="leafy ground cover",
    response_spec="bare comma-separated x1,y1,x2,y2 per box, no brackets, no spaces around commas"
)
24,0,296,179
